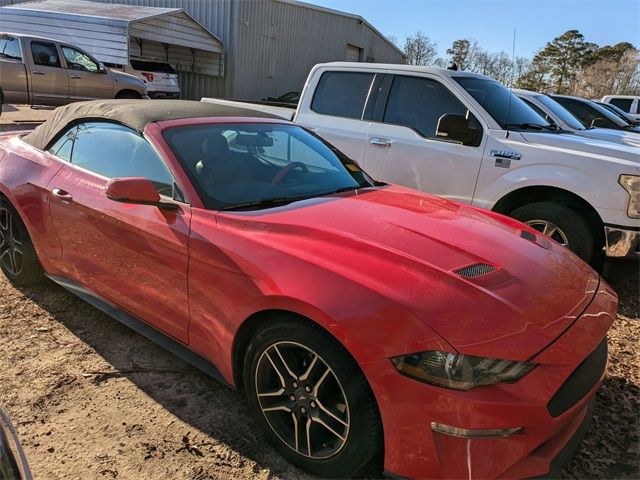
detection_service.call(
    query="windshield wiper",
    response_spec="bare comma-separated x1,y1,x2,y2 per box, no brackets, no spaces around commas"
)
219,193,322,212
320,185,361,196
503,122,558,131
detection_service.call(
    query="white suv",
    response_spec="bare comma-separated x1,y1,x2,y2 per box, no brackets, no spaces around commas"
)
123,58,180,99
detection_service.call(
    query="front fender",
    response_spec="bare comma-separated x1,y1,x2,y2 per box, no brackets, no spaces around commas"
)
474,164,614,212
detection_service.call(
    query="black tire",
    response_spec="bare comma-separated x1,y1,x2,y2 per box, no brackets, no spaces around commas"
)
510,201,595,262
243,317,382,478
0,198,45,286
115,91,140,99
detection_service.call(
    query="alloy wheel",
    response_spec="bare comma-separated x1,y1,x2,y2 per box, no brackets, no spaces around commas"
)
0,207,24,276
254,341,350,459
525,219,570,247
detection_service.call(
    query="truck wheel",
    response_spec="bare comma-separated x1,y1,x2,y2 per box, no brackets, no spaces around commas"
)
0,199,45,286
510,202,595,262
115,91,140,99
243,317,382,478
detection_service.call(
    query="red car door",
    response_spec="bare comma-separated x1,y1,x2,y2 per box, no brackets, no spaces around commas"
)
45,121,191,343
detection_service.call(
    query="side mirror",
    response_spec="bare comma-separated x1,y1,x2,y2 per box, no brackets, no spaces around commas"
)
98,63,107,74
436,113,477,144
591,117,607,128
105,177,177,210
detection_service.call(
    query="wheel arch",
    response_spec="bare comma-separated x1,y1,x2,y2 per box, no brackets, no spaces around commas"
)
115,89,142,99
492,185,605,249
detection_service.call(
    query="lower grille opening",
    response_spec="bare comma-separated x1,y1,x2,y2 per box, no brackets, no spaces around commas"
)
547,340,608,418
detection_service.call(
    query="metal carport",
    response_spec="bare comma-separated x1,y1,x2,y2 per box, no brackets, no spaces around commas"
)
0,0,224,77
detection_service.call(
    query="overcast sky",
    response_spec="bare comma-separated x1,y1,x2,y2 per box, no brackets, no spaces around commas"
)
310,0,640,58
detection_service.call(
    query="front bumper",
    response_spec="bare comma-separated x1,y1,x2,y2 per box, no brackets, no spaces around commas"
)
364,279,617,479
605,224,640,258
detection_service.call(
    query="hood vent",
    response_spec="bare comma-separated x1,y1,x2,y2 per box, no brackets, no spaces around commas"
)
454,263,497,278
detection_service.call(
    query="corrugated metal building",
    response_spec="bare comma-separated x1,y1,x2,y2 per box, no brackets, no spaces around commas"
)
0,0,405,100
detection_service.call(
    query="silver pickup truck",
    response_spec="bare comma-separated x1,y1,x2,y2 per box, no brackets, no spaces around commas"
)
0,32,147,110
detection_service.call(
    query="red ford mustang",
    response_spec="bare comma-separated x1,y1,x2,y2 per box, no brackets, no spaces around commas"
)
0,100,617,479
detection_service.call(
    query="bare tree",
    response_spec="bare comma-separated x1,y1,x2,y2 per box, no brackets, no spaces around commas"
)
403,31,439,66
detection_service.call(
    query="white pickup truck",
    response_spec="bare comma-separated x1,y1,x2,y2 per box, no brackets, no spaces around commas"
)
203,62,640,263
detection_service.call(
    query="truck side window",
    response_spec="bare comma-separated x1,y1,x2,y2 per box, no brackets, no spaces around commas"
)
383,75,472,140
61,46,99,73
311,71,374,119
609,98,633,113
31,42,61,68
0,36,21,60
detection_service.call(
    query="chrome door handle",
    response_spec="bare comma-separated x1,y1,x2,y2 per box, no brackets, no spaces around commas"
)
32,70,45,75
51,188,73,201
369,137,391,147
69,75,82,79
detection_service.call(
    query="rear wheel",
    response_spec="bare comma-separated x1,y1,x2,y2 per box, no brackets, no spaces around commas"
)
243,317,382,477
510,201,595,262
0,199,44,286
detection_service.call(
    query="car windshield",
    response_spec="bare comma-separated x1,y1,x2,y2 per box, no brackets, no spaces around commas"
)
536,95,585,130
163,123,375,210
454,77,553,130
599,102,638,124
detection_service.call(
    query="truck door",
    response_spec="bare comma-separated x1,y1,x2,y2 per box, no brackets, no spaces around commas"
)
363,74,485,204
294,70,375,164
27,40,69,105
60,45,114,100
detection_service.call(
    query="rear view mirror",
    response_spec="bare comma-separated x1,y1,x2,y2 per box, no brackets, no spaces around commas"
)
436,113,477,144
590,117,607,128
105,177,177,210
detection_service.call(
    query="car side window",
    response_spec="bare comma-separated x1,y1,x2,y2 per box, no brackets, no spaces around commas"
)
311,71,375,119
31,41,61,68
48,122,177,198
383,75,474,140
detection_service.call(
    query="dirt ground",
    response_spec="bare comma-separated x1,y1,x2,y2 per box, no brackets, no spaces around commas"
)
0,260,636,480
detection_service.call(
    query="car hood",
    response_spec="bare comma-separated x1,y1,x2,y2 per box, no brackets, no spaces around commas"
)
216,186,599,361
520,131,640,163
575,128,640,148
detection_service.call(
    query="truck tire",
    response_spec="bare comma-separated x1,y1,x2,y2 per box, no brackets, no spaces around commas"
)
115,91,140,99
510,202,595,263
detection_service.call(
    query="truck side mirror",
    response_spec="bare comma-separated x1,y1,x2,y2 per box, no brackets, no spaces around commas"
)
436,113,477,144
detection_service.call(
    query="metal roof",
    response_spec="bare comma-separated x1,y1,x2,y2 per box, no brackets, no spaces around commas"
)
2,0,223,55
5,0,180,23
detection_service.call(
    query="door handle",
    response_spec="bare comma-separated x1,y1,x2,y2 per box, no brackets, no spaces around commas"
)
69,75,82,79
51,188,73,202
32,70,45,75
369,137,391,147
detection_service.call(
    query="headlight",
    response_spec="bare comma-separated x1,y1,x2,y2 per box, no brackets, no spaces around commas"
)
390,351,537,390
619,175,640,218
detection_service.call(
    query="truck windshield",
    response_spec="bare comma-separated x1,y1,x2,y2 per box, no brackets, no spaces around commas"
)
455,77,553,130
536,95,585,130
163,123,375,211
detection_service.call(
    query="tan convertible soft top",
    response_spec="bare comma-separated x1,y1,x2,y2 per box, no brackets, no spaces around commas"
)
23,99,281,151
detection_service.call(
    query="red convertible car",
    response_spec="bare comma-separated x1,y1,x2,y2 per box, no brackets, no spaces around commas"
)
0,100,617,479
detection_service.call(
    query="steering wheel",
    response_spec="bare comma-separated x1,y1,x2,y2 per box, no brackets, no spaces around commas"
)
272,162,308,185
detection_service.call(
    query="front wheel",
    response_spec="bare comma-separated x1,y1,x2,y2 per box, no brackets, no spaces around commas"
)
243,317,382,477
510,202,595,262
